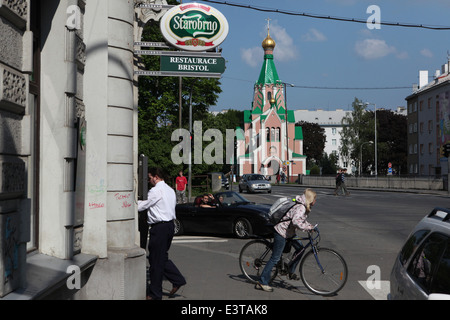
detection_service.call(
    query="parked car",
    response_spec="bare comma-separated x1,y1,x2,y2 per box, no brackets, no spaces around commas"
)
389,207,450,300
174,191,272,238
238,174,271,193
221,174,229,190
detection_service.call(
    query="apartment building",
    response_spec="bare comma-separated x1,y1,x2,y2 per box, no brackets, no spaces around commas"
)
294,109,352,172
406,59,450,176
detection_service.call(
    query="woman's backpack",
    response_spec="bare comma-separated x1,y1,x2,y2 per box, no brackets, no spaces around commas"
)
268,197,298,225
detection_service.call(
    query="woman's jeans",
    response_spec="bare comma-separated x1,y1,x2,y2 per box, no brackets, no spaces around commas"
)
260,232,286,285
260,232,304,285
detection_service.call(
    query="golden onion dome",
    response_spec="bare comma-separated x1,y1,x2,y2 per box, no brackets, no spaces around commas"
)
262,32,276,50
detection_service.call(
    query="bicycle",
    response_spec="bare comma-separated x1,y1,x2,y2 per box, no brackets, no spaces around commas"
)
239,226,348,296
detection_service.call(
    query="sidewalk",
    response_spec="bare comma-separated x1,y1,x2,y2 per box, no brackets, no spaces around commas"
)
272,182,449,197
163,241,335,301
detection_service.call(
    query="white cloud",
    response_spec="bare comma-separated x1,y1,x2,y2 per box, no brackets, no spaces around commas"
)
420,48,434,58
302,28,327,42
240,20,298,67
241,47,262,67
270,22,298,62
354,38,407,60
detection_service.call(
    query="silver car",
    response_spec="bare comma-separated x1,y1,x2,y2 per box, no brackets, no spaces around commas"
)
238,174,271,194
389,207,450,300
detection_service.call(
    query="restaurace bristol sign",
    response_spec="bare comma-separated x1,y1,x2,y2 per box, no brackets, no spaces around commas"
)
160,3,229,51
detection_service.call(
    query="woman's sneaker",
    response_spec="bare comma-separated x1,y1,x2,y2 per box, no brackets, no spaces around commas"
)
255,282,273,292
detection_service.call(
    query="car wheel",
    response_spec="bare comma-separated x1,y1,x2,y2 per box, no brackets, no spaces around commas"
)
268,190,272,193
239,186,242,193
234,218,252,238
173,219,183,236
246,186,252,194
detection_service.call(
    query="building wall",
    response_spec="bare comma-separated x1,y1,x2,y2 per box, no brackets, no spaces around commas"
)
0,0,147,300
0,0,30,297
294,109,352,172
407,64,450,176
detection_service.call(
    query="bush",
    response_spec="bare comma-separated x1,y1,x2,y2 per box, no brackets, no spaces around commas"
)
309,165,320,175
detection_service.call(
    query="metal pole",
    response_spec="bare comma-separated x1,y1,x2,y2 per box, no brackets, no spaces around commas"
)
188,86,192,202
284,82,288,183
178,1,183,129
374,104,377,176
179,77,182,128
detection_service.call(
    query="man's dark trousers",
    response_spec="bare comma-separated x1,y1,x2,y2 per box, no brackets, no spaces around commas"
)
147,221,186,299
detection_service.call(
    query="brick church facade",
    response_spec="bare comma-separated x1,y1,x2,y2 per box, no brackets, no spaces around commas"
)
236,27,306,182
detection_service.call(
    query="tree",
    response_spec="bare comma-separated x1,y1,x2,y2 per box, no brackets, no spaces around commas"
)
320,152,339,175
339,98,373,174
367,109,407,175
340,98,407,175
137,1,223,178
295,121,326,168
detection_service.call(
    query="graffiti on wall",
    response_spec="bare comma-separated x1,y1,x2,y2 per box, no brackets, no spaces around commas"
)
4,217,18,285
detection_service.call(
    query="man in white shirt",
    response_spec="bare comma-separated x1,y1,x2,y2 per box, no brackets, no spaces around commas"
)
138,167,186,300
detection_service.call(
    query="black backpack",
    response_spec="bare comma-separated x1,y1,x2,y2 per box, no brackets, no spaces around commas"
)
268,197,301,225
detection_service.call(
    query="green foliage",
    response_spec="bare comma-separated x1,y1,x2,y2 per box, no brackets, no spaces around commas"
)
320,152,339,175
296,121,326,167
309,165,320,175
138,11,235,179
340,98,407,175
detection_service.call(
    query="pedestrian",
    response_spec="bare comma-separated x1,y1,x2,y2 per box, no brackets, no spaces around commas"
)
138,208,149,250
175,170,188,204
138,167,186,300
256,188,317,292
334,169,342,196
340,168,350,196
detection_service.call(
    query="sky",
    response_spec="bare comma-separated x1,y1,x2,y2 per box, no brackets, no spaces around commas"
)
186,0,450,113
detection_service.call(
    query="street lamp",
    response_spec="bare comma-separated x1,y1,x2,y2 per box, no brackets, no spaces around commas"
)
277,80,294,182
360,141,373,176
360,102,377,176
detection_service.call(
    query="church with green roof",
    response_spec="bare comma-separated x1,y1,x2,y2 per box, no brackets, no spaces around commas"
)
236,25,307,181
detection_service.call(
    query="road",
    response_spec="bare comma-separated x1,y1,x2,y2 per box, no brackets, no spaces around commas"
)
163,185,450,301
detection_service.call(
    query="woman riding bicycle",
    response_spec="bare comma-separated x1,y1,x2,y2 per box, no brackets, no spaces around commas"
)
256,188,317,292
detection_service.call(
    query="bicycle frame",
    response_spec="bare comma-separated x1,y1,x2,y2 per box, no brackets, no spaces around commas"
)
286,229,321,273
239,226,348,296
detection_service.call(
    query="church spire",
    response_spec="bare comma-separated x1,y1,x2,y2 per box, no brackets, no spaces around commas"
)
262,18,276,52
257,18,280,85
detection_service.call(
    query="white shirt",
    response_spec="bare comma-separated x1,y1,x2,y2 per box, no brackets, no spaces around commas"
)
138,180,177,225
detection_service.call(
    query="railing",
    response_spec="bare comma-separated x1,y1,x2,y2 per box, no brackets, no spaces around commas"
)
298,175,445,191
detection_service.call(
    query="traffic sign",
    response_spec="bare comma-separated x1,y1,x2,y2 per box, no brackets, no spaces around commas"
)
134,70,222,78
135,50,221,58
139,3,173,10
134,41,170,49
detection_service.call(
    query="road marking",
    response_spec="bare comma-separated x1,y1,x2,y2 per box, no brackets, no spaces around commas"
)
173,236,228,244
358,280,390,300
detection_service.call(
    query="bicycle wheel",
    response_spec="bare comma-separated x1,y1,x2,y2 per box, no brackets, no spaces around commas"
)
239,240,278,284
299,247,348,296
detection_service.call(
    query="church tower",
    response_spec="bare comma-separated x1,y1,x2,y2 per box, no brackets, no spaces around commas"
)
237,22,307,181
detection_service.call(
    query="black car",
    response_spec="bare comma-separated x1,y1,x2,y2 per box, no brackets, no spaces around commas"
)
174,191,272,238
221,174,229,190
